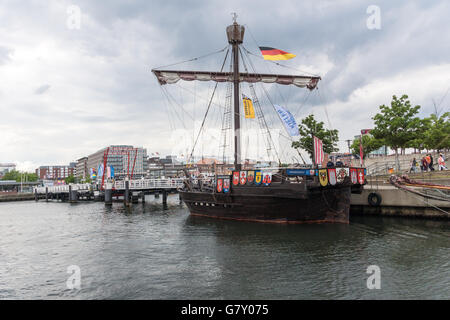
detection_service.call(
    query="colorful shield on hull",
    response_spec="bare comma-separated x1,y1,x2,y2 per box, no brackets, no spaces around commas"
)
262,172,272,186
255,170,262,185
358,168,365,184
232,171,239,186
318,169,328,187
350,168,358,184
247,170,255,184
223,178,230,193
240,171,247,185
336,168,349,183
328,168,337,185
216,178,223,193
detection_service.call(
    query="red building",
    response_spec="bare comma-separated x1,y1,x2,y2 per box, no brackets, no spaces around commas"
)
36,164,75,180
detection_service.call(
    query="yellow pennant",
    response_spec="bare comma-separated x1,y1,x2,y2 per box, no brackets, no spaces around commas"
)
243,97,255,119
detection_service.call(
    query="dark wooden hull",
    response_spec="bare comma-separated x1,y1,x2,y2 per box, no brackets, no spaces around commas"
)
180,182,352,224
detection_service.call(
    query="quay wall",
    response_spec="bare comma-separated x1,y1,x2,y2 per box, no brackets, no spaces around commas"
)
0,193,43,202
350,186,449,219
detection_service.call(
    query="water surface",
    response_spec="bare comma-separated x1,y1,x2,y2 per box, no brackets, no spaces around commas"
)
0,196,448,299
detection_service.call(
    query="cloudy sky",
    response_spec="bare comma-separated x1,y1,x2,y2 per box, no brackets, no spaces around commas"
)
1,0,449,171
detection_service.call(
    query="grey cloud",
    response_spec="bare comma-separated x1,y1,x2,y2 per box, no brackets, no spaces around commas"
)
1,0,450,165
34,84,51,95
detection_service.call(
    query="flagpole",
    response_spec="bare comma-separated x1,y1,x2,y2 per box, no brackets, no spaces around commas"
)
312,134,316,168
359,135,363,167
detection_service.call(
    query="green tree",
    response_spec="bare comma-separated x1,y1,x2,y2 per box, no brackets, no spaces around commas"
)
292,114,339,163
65,174,76,184
422,112,450,151
1,170,38,182
371,95,422,171
350,135,383,159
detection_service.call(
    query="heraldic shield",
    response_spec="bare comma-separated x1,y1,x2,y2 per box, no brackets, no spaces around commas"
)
358,168,365,184
336,167,349,183
216,178,223,193
328,168,337,185
255,170,262,185
223,178,230,193
318,169,328,186
240,171,247,185
247,170,255,184
350,168,358,184
232,171,239,186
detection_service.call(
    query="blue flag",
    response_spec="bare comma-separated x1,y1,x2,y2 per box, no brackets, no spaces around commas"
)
274,104,299,136
97,163,104,177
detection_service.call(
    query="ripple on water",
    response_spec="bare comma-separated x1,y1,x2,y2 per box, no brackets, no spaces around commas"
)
0,198,449,299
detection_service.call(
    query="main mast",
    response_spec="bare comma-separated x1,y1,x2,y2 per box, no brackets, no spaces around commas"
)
226,15,244,171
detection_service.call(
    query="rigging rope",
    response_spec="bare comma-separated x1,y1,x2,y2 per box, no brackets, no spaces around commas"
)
187,48,230,164
152,46,229,70
239,47,281,164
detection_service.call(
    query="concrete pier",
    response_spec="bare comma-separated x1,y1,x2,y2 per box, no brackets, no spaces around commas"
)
162,190,167,206
105,182,113,205
124,180,130,206
351,185,450,219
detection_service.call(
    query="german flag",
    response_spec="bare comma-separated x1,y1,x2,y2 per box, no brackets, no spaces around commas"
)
259,47,296,61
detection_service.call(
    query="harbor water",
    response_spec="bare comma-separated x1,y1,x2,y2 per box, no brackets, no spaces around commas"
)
0,195,449,299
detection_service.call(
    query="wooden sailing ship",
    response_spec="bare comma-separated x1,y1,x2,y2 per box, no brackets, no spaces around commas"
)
152,17,365,223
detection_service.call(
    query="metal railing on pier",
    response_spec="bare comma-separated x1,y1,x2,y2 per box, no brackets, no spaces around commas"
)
34,184,91,194
113,178,184,190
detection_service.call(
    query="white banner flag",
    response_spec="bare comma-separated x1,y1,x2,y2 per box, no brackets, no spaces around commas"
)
274,104,299,137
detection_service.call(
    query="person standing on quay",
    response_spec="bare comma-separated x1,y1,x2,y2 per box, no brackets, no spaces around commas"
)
410,158,417,173
438,154,447,170
429,154,435,171
421,156,428,172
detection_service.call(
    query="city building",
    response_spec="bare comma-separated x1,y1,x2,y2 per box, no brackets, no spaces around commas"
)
75,157,88,180
86,145,148,179
0,163,16,178
36,164,75,180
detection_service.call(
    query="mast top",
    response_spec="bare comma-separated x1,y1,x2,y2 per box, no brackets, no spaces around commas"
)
226,14,245,44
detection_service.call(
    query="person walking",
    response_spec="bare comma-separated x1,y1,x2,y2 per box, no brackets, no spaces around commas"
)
421,156,428,172
438,154,447,171
410,158,417,173
429,154,435,171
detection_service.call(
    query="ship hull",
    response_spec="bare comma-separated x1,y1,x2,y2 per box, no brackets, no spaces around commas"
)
180,183,351,224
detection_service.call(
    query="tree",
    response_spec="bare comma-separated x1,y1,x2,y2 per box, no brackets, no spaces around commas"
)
350,135,383,159
422,112,450,152
291,114,339,162
65,175,76,184
371,95,422,171
1,170,38,182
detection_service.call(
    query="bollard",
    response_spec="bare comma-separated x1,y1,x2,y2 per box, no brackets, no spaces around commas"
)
132,192,139,204
124,180,130,206
45,187,48,202
141,192,146,203
105,182,113,205
70,190,78,203
35,189,38,202
162,190,167,205
69,185,72,202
